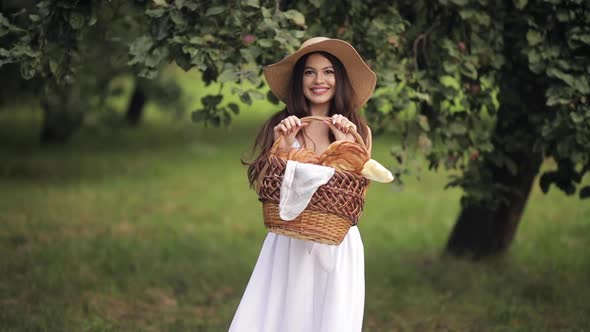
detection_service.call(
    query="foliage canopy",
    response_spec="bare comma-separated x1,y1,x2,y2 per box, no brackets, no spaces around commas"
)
1,0,588,201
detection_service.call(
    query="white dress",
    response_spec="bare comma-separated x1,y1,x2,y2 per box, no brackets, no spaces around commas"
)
229,140,365,332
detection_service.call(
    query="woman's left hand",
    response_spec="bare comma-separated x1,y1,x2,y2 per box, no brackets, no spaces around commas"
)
323,114,357,142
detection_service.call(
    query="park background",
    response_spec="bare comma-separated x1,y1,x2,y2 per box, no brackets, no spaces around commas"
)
1,1,589,331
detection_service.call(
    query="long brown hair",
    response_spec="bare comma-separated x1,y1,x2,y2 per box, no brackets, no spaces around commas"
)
244,51,369,188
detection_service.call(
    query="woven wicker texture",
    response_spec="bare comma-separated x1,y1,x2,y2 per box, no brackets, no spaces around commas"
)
257,116,370,245
262,203,350,245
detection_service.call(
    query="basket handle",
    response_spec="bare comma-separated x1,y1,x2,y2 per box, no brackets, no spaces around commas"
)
269,115,367,154
257,115,367,193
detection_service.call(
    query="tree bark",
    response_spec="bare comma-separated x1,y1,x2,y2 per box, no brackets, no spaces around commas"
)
125,83,146,126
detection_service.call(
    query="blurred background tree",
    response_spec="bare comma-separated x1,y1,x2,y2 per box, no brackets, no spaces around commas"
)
0,0,184,142
1,0,588,258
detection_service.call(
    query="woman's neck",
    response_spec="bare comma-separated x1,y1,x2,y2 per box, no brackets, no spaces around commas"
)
309,103,330,117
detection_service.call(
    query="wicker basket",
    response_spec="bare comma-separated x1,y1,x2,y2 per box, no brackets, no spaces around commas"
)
257,116,370,245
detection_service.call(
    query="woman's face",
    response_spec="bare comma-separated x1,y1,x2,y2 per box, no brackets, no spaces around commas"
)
302,53,336,107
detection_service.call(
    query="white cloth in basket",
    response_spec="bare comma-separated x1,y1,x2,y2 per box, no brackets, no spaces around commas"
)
279,160,335,221
228,140,365,332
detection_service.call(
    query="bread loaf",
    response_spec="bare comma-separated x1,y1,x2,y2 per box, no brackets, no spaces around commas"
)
318,141,369,173
361,159,394,183
287,148,320,164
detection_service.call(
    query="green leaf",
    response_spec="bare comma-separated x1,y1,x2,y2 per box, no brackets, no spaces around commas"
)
144,47,169,67
458,9,475,20
513,0,527,10
570,32,590,46
170,10,187,26
138,67,159,79
443,60,458,73
283,10,306,27
414,91,432,105
417,115,430,131
458,10,490,27
449,122,467,134
88,12,97,26
539,172,553,193
556,10,570,22
240,92,252,105
257,39,273,48
218,69,236,83
146,8,167,17
461,62,478,79
243,0,260,8
490,53,505,69
228,103,240,114
546,94,570,106
20,62,36,79
449,0,469,5
129,36,154,60
547,67,575,87
526,30,542,46
49,59,60,76
574,76,590,94
68,12,85,30
245,71,261,86
261,7,272,19
201,95,223,108
249,90,265,100
205,6,226,16
267,90,279,104
240,48,257,63
570,112,584,124
205,6,225,16
440,75,460,90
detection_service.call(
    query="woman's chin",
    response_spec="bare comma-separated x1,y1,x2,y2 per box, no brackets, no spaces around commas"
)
307,96,333,106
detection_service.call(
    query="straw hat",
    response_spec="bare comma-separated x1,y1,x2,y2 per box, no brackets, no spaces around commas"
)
263,37,377,110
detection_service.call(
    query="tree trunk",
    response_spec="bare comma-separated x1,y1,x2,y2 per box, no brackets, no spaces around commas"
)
445,17,547,258
125,83,146,126
445,91,544,258
445,147,543,258
39,91,83,145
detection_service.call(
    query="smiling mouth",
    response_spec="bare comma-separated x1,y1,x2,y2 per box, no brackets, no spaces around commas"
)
311,87,329,95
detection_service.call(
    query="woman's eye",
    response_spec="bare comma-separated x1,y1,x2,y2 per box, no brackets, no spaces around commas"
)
304,70,315,76
325,70,335,75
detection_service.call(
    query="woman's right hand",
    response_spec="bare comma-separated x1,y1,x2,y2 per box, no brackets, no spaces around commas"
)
273,115,308,150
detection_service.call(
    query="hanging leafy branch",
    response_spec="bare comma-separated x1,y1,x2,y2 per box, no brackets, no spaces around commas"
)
1,0,588,200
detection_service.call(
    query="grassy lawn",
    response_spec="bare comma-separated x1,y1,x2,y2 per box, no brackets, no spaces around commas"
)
1,102,589,331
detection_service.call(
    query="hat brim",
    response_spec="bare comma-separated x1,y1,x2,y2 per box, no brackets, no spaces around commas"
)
263,38,376,110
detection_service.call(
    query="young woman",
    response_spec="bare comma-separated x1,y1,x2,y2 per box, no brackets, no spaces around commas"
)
230,37,376,332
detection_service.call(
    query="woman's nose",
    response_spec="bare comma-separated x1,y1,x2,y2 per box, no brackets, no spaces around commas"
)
314,73,325,83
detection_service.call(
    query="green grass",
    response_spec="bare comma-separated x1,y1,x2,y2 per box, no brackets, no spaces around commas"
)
1,105,589,332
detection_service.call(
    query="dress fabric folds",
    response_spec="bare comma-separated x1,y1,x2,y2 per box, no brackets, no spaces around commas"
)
228,228,365,332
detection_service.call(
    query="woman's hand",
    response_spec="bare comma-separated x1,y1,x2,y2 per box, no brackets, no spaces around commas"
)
323,114,357,142
273,115,309,150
